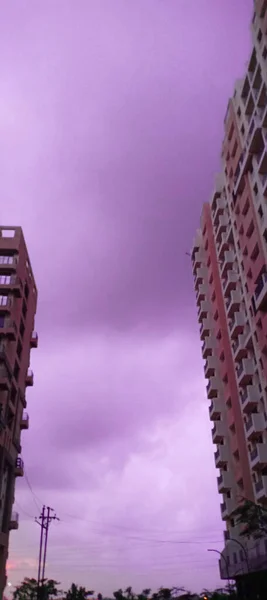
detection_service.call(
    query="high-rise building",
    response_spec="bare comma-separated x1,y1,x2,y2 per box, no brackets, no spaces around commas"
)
191,0,267,590
0,227,38,598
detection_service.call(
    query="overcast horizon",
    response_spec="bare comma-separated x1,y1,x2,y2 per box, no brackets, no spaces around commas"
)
0,0,252,596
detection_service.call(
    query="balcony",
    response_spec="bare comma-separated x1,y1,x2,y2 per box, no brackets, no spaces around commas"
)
254,272,267,312
0,296,12,313
232,333,247,361
212,196,227,225
236,358,254,385
223,271,239,296
254,475,267,501
247,114,262,154
26,369,34,387
218,232,229,260
204,356,218,378
221,251,235,277
212,420,225,443
0,366,11,391
229,311,246,338
195,267,208,287
0,318,17,341
193,250,205,274
0,275,22,298
9,512,19,531
255,0,267,18
241,384,260,413
0,255,17,273
245,413,265,440
15,457,24,477
216,215,228,239
209,398,222,421
200,317,212,340
220,497,236,520
217,471,232,493
260,173,267,197
234,149,252,196
250,444,267,470
196,283,206,306
21,411,29,430
202,336,216,359
30,331,38,349
198,300,210,322
207,376,221,399
226,290,242,317
214,445,229,468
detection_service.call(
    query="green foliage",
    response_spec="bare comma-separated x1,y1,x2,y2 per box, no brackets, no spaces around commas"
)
65,584,95,600
13,578,60,600
233,498,267,538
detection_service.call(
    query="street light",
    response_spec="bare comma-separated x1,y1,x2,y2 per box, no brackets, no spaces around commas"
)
207,548,231,592
229,537,250,574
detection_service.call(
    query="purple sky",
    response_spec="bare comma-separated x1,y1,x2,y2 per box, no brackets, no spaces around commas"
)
0,0,252,595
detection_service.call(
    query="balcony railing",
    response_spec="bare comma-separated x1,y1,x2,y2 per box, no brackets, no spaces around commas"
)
250,447,258,462
0,256,17,266
255,272,267,300
255,478,264,492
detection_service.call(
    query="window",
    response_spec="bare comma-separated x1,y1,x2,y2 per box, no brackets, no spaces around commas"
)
24,283,29,300
0,255,14,265
10,387,17,406
251,243,259,261
19,320,25,339
263,46,267,60
254,183,258,195
228,123,234,141
14,361,20,382
232,140,238,157
259,205,263,219
247,220,255,238
0,275,11,285
0,296,8,306
0,316,5,328
258,29,263,43
17,340,22,361
22,300,27,320
241,124,245,136
1,229,15,238
237,107,241,118
226,490,231,499
243,198,250,216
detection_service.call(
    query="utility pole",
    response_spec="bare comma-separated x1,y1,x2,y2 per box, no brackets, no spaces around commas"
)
35,506,59,600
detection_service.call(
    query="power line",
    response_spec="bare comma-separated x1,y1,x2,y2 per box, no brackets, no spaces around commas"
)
22,463,43,513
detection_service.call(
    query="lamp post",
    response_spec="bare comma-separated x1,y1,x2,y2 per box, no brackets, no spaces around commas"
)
229,537,250,574
207,548,231,592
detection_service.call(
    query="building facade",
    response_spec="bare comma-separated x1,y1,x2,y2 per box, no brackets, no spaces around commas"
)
0,227,38,598
192,0,267,586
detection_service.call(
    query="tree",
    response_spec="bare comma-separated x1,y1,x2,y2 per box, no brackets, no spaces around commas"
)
65,584,94,600
13,578,60,600
113,590,124,600
233,498,267,538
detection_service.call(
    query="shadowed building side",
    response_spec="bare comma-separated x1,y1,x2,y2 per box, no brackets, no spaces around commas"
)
0,227,38,599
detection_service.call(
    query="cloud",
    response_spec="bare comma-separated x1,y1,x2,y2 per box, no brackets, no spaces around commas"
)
0,0,252,596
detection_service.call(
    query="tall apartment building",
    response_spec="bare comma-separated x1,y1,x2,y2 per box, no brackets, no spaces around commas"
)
191,0,267,588
0,227,38,598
